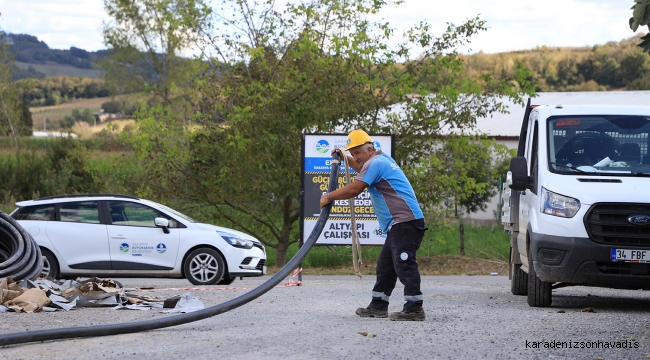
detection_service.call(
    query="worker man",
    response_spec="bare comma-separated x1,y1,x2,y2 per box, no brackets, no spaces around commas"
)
320,129,427,321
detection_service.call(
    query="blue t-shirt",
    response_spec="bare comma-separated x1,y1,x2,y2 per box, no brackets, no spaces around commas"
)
356,151,424,233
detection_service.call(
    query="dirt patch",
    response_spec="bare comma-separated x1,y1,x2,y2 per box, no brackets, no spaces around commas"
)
269,255,508,276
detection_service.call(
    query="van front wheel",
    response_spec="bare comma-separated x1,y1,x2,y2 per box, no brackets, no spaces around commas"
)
527,261,552,307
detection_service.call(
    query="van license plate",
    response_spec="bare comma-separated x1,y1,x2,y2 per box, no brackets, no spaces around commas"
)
611,249,650,263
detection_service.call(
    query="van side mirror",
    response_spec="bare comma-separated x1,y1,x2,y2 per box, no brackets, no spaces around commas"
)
508,156,530,191
155,217,170,234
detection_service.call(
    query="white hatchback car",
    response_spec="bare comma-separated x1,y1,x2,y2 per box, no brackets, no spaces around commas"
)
10,194,266,285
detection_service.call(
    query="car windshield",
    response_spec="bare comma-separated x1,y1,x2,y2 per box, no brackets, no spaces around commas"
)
141,200,197,223
548,115,650,176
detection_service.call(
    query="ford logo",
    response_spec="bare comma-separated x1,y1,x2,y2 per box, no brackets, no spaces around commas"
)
628,215,650,225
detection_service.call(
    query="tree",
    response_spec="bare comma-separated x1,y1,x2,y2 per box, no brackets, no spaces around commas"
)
101,0,210,102
0,18,26,146
620,51,650,84
101,100,122,113
116,0,534,266
630,0,650,52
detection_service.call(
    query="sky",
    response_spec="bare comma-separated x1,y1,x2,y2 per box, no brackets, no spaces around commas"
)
0,0,638,54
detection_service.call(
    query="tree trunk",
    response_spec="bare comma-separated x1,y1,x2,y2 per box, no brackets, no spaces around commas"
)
274,196,296,267
459,223,465,256
275,241,289,268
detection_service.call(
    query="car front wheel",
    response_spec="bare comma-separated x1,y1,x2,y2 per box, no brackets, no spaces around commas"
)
40,248,60,280
184,248,225,285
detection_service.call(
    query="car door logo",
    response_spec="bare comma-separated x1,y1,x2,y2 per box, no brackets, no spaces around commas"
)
628,215,650,225
157,243,166,254
120,243,129,253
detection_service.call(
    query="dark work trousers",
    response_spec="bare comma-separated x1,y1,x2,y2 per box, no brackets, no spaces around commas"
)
369,218,427,312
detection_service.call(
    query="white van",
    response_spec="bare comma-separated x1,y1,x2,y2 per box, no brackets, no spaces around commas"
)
502,100,650,307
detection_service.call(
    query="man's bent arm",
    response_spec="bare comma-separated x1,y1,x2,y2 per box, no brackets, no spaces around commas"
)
320,180,367,208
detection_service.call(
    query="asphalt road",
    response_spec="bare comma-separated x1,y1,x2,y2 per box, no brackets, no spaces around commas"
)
1,275,649,359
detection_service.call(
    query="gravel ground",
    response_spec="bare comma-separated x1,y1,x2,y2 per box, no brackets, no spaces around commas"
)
1,275,650,359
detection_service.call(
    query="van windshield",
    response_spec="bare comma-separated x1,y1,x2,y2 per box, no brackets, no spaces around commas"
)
548,115,650,176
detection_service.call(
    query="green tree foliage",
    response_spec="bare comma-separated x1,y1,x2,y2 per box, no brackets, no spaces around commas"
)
0,138,103,203
101,100,122,113
15,76,110,106
630,0,650,52
101,0,209,102
115,0,534,266
414,137,512,219
59,109,95,129
0,19,25,146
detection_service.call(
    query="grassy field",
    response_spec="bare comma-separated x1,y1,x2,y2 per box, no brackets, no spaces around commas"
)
29,96,136,135
30,97,109,130
15,61,103,79
265,224,510,275
71,119,135,139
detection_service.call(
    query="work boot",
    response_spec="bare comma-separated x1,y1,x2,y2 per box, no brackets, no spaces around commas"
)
388,308,425,321
355,307,388,318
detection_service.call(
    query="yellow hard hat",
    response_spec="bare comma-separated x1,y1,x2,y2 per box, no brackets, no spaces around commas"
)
345,129,373,150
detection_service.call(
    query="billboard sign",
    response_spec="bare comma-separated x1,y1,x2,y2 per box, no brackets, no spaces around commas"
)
301,134,394,245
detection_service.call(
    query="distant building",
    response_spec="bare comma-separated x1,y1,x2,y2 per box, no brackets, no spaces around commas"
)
32,131,78,139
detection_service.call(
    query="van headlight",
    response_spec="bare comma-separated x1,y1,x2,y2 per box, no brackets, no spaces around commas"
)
541,187,580,218
217,231,254,249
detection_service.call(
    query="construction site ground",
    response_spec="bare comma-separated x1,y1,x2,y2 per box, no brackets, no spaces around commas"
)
1,275,650,359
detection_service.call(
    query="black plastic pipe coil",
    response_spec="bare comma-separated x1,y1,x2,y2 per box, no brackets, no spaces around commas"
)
0,210,42,282
0,152,341,347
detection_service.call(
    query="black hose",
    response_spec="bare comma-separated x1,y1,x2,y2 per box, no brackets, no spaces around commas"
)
0,152,341,347
0,210,42,282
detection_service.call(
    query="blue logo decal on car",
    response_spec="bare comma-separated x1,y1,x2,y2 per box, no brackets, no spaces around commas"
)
157,243,167,254
120,243,129,253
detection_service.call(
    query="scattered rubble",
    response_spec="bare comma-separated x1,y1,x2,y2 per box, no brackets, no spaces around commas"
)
0,277,204,313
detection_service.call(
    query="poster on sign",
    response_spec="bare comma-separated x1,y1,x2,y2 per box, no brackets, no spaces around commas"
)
300,133,394,245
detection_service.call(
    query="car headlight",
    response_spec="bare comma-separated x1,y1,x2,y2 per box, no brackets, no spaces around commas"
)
217,231,254,249
540,187,580,218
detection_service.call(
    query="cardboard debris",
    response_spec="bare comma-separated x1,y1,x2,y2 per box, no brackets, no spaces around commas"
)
6,288,50,313
0,278,23,304
0,276,184,313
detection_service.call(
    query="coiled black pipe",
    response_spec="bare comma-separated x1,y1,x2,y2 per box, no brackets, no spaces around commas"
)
0,152,340,347
0,210,42,282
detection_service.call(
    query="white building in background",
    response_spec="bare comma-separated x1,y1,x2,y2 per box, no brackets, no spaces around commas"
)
466,90,650,221
32,131,78,139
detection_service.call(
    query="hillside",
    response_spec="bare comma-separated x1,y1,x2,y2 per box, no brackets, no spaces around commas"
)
461,34,650,92
3,32,105,80
14,61,103,79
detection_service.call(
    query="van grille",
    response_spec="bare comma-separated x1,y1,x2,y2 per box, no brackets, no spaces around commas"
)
585,203,650,247
597,262,650,275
